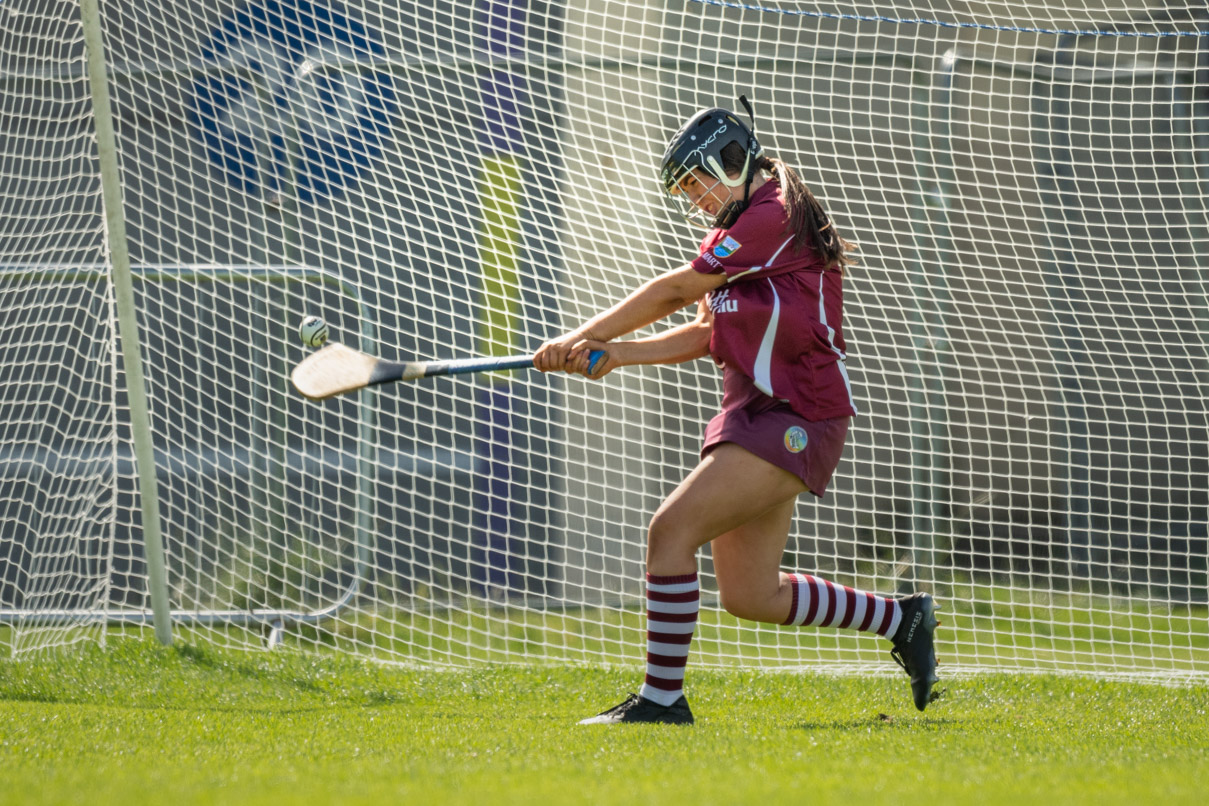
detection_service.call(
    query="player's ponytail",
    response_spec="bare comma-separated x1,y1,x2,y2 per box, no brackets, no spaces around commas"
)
719,142,856,269
758,155,856,269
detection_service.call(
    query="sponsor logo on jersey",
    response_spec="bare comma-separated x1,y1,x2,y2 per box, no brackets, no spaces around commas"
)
713,236,741,258
708,288,738,314
783,426,808,453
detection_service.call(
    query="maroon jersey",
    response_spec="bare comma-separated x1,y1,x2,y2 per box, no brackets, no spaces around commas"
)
690,181,857,421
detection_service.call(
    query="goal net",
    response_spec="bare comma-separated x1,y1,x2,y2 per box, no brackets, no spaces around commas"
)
1,0,1205,681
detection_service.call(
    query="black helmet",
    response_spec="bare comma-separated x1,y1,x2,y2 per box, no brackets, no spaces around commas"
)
659,98,763,228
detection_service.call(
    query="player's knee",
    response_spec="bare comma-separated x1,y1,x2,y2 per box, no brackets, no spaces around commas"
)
646,507,679,547
645,509,697,569
716,586,758,621
716,579,783,623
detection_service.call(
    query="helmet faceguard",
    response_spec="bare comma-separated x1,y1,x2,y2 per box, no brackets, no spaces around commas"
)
659,97,763,228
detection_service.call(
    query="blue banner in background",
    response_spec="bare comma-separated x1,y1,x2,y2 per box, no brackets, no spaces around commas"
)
191,0,397,203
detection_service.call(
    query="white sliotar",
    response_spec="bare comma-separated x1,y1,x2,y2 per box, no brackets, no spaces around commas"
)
298,315,329,348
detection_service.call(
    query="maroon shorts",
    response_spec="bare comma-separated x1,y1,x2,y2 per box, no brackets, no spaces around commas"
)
701,404,850,498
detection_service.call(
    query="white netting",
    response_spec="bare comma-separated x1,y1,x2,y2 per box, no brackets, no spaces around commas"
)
0,0,116,653
1,0,1206,680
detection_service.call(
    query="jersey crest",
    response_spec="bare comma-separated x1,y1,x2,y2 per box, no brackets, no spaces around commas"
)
713,236,742,258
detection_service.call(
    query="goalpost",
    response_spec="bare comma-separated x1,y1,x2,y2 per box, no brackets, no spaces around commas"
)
1,0,1205,681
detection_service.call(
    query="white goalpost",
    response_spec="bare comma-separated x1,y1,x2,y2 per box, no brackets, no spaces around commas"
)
1,0,1205,681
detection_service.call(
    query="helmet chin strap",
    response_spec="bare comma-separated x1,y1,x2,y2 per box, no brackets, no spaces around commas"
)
712,199,744,229
709,164,756,228
711,95,760,229
708,155,758,229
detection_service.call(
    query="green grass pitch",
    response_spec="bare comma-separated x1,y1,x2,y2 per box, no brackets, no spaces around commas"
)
1,639,1206,805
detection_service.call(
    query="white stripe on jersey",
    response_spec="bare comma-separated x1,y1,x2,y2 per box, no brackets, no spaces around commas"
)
817,272,858,416
730,235,794,281
752,279,781,398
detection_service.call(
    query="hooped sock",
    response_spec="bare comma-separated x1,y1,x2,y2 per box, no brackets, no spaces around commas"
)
638,572,700,707
782,573,902,638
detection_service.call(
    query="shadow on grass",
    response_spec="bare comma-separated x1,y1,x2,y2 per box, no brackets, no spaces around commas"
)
792,715,960,731
0,639,413,709
171,643,330,697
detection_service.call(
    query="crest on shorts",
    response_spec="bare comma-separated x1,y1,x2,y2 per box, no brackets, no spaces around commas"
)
783,426,808,453
713,236,741,258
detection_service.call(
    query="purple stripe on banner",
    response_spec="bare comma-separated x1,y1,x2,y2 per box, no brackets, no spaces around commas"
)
471,1,529,593
472,386,516,592
476,0,528,155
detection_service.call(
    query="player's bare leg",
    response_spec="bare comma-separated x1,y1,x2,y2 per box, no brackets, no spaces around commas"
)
709,496,797,623
580,443,939,723
644,443,807,577
687,445,939,712
580,444,803,725
712,489,940,710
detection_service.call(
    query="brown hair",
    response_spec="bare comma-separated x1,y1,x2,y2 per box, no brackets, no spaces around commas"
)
720,142,857,269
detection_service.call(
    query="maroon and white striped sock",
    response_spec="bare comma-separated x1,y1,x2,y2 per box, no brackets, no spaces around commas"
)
782,573,902,637
638,572,700,707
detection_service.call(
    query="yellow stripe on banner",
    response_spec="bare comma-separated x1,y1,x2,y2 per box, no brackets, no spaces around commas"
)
475,155,524,360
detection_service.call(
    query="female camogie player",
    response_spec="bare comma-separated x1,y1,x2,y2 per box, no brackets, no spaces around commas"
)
534,100,939,724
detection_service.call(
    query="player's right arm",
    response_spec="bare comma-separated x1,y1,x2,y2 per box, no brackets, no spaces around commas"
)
535,264,723,373
568,298,713,378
